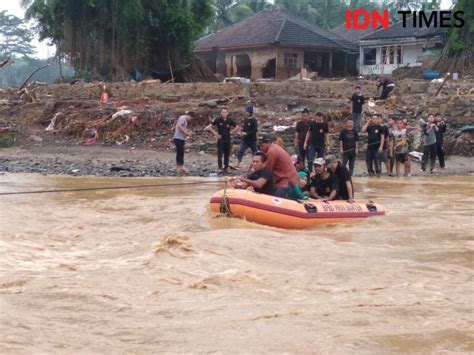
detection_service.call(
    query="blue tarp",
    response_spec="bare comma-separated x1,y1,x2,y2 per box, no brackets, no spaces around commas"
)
128,64,190,82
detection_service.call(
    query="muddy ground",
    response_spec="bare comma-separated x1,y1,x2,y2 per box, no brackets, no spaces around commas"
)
1,145,472,178
0,79,472,178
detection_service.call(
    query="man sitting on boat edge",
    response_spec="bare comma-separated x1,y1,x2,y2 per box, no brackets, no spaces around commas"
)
257,133,300,198
229,151,274,195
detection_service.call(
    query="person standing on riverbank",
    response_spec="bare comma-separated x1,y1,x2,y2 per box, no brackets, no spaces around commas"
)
435,113,446,169
349,85,365,132
172,111,194,174
390,116,412,177
339,118,359,177
205,107,239,174
236,104,258,168
294,108,310,162
362,114,384,177
421,113,438,173
304,112,329,172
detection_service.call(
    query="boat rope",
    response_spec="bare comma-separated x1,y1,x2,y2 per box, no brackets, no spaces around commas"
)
219,180,233,216
0,180,223,196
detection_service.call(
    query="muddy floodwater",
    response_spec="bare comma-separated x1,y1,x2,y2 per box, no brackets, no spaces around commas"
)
1,173,473,353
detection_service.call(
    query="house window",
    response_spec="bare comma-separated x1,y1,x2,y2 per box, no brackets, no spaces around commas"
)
363,48,376,65
382,45,402,65
284,53,298,68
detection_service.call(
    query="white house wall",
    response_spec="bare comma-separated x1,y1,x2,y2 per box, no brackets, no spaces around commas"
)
359,41,424,76
402,43,423,66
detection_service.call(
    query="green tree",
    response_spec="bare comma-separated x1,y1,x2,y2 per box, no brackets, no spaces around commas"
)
24,0,214,80
275,0,347,29
0,11,35,57
210,0,273,32
433,0,473,73
0,56,74,87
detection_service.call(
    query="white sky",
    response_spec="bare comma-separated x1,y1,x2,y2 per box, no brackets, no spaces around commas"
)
1,0,454,59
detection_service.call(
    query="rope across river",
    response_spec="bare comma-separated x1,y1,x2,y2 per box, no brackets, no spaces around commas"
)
0,180,224,196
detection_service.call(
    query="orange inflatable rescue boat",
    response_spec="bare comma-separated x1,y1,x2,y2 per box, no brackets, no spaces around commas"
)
210,189,385,229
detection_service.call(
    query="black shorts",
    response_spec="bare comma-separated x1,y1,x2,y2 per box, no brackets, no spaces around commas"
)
395,153,408,163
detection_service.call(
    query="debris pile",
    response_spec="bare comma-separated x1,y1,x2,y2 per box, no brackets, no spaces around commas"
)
0,79,472,155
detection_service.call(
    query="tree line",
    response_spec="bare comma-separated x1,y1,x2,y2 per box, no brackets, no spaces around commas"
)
0,0,471,83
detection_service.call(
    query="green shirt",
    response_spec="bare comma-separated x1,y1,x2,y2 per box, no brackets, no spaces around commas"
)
288,184,308,200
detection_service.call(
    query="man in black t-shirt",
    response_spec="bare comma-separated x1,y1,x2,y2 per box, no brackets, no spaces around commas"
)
338,118,359,177
349,85,365,132
361,114,385,177
236,105,258,168
229,152,274,195
435,113,446,169
304,112,329,172
294,108,310,163
377,115,392,176
205,107,239,174
326,155,353,200
309,157,340,200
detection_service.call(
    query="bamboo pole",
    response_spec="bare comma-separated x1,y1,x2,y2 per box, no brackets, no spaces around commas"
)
434,72,450,97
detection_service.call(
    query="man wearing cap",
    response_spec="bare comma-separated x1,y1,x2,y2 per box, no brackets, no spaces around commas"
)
236,105,258,168
309,157,340,201
172,111,194,174
326,155,353,201
205,107,240,174
304,112,330,172
294,108,310,163
258,134,299,198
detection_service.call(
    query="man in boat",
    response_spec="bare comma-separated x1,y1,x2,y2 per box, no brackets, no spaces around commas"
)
258,133,299,198
325,155,354,201
309,157,340,201
172,111,195,174
229,152,274,195
205,107,240,174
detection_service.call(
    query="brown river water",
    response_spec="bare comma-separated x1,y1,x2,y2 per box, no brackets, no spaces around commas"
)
1,173,473,353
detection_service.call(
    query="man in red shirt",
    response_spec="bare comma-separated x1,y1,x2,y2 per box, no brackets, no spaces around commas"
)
258,134,299,198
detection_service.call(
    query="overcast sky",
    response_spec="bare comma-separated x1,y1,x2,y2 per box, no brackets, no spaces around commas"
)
1,0,455,59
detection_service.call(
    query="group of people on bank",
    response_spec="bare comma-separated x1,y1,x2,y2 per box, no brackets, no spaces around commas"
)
172,83,447,200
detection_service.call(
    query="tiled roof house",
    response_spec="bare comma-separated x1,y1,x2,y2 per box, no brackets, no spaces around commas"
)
196,10,359,80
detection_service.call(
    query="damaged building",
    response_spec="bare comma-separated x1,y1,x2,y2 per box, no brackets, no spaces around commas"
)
196,10,358,81
357,15,444,76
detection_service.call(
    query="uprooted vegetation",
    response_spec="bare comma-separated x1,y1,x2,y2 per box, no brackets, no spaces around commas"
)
0,79,473,156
